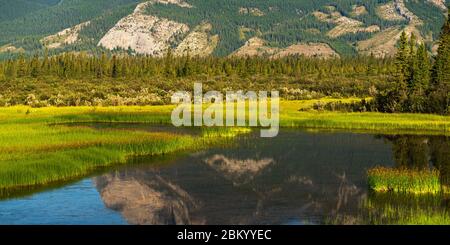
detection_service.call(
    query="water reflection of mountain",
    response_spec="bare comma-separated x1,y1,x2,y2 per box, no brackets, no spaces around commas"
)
95,130,395,225
95,173,201,225
203,155,275,186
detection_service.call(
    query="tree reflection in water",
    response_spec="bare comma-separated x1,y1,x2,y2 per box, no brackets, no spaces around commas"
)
93,131,449,225
382,135,450,184
358,135,450,225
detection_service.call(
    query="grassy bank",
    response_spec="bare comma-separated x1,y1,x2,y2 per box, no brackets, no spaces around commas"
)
0,106,249,190
361,192,450,225
280,100,450,135
0,100,449,190
367,167,446,194
2,100,448,134
329,192,450,225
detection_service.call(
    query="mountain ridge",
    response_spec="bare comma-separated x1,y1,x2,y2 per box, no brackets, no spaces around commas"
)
0,0,448,58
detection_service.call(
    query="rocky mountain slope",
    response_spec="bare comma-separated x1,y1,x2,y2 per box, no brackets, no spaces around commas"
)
0,0,448,58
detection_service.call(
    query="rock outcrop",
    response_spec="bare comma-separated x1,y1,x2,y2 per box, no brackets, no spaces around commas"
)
359,0,425,58
98,1,190,56
239,7,265,16
41,21,91,49
174,22,219,57
0,44,23,53
271,43,340,59
427,0,448,11
313,10,380,38
231,37,339,59
231,37,278,57
351,5,368,16
377,2,407,21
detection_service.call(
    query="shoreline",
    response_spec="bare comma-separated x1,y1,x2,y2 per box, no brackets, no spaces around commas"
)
0,102,449,190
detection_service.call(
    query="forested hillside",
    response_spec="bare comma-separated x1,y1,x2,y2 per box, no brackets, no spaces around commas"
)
0,0,140,52
0,0,448,58
0,0,61,22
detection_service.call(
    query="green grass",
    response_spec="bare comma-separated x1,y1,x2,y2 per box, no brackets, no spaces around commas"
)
328,192,450,225
367,167,445,194
0,100,449,190
0,106,250,189
399,212,450,225
280,100,450,135
361,192,450,225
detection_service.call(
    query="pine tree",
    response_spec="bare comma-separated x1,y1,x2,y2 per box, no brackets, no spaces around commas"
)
429,10,450,114
409,43,430,112
181,51,192,77
111,55,119,78
30,54,40,78
6,60,17,79
17,54,27,77
0,63,4,81
392,31,409,112
164,48,176,77
407,33,417,89
121,58,128,77
100,52,108,77
42,49,49,75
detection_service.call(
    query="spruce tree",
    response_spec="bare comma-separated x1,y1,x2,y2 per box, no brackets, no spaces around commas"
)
111,55,118,78
409,43,430,112
393,31,409,112
407,33,417,90
30,54,40,78
17,54,27,77
429,10,450,114
6,60,17,79
0,63,4,81
42,49,49,75
121,59,128,77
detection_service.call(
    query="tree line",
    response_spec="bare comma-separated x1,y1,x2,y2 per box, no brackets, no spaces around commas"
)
0,50,392,107
374,10,450,115
0,50,393,80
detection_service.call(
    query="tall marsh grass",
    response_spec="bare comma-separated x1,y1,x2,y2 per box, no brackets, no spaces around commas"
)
0,101,449,190
361,192,450,225
280,102,450,134
0,106,251,189
367,167,445,194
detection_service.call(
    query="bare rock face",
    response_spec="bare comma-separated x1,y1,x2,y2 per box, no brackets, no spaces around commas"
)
351,5,368,17
231,37,279,57
313,10,380,38
231,37,339,59
0,44,24,53
174,22,219,57
97,0,216,56
427,0,448,11
271,43,340,59
393,0,421,24
152,0,192,9
98,1,190,56
377,2,407,21
239,7,265,16
356,24,424,58
357,27,404,58
41,21,91,49
359,0,425,58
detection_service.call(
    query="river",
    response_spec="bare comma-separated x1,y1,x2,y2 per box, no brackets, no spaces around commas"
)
0,127,448,225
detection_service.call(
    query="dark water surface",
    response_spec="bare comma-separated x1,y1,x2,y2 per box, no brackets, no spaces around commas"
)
0,127,449,225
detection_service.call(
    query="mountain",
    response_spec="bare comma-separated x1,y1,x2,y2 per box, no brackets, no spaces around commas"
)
0,0,448,58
